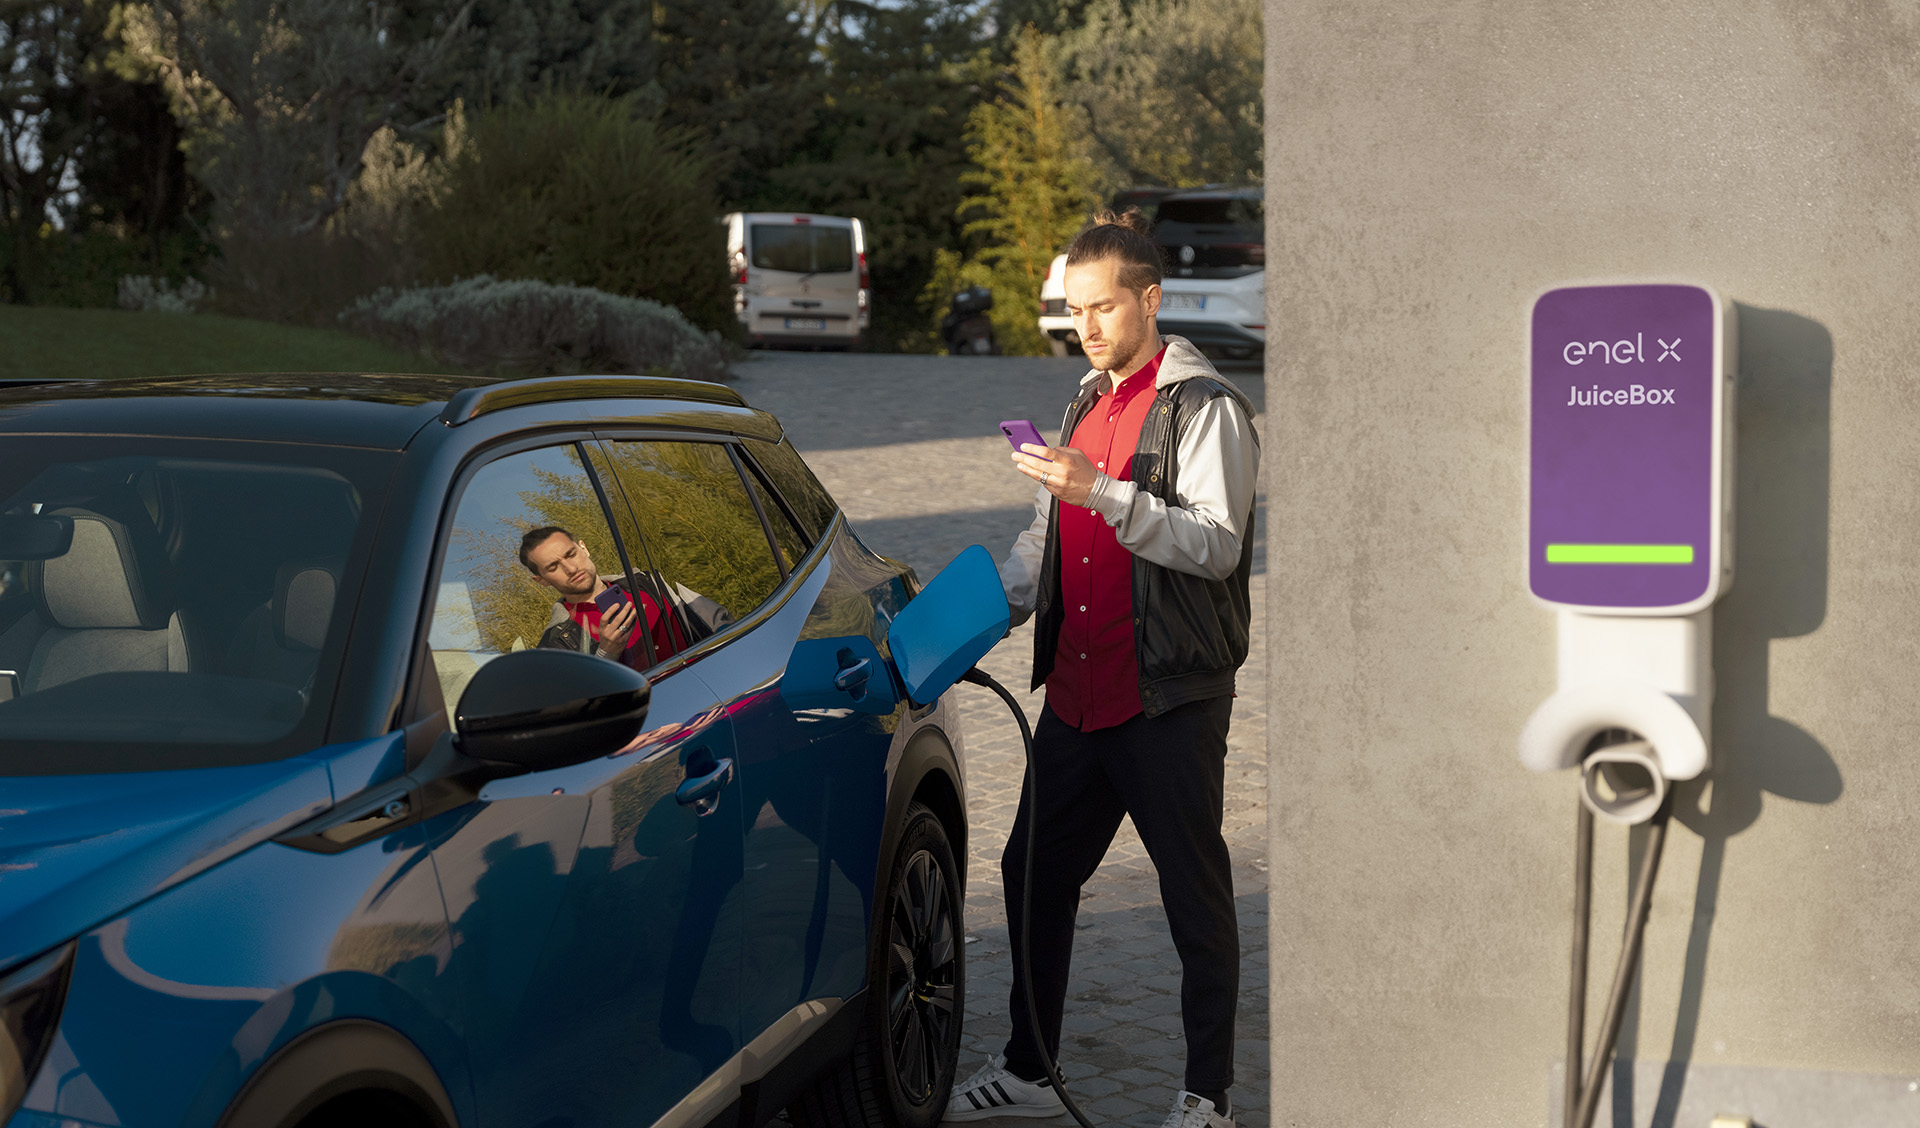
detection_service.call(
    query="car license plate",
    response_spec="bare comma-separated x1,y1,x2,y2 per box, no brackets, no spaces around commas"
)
1162,294,1206,311
785,318,826,330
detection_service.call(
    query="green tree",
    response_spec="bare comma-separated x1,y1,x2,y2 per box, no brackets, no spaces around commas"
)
112,0,474,240
411,93,733,334
1056,0,1262,188
990,0,1098,37
764,0,994,351
0,1,210,304
653,0,819,205
953,24,1096,355
423,0,660,110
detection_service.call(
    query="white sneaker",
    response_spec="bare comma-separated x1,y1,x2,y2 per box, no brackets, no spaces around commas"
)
943,1054,1067,1121
1160,1090,1234,1128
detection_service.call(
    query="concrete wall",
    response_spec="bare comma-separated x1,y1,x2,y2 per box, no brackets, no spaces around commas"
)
1264,3,1920,1124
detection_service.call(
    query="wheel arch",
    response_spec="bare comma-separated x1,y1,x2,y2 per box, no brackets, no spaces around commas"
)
216,1018,458,1128
880,723,966,902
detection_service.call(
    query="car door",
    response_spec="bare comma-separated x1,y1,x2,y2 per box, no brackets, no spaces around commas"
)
585,435,907,1049
418,440,747,1128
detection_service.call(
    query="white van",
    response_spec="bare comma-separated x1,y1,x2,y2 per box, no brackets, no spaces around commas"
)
725,212,870,350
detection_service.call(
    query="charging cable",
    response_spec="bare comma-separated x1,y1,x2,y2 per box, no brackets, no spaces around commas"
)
1564,776,1672,1128
961,666,1101,1128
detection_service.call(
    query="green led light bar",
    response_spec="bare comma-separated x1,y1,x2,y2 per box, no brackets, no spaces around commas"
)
1546,543,1694,565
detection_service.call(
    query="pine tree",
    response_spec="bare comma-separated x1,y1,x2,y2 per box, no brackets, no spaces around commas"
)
765,0,995,351
955,25,1096,355
653,0,819,205
427,0,660,110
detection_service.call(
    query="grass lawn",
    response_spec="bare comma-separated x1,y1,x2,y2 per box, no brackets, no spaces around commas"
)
0,305,451,380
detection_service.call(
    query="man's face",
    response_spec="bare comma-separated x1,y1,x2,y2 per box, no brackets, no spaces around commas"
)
526,532,597,598
1064,256,1161,375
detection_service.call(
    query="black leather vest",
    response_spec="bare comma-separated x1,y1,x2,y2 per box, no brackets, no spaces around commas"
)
1030,375,1256,718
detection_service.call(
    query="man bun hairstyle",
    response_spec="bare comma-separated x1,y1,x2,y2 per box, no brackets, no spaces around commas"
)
1064,206,1162,294
519,526,573,573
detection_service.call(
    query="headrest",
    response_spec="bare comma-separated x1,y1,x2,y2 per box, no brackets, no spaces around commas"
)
274,559,342,652
38,493,174,631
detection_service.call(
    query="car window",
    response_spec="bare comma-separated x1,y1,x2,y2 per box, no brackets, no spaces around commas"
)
590,439,785,638
741,460,808,574
426,444,657,709
578,442,705,663
1154,195,1263,228
750,223,854,274
743,438,839,544
0,439,392,773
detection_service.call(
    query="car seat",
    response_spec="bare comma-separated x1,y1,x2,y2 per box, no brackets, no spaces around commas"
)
224,559,342,690
0,491,192,694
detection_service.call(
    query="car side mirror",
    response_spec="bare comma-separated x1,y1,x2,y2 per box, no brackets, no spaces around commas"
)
454,648,651,775
886,544,1010,706
0,514,72,561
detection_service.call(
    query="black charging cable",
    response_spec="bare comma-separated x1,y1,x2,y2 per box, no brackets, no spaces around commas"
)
1564,784,1672,1128
961,666,1101,1128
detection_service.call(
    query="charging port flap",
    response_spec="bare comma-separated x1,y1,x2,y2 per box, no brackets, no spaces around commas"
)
886,544,1011,705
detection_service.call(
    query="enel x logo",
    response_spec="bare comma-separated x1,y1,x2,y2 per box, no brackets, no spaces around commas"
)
1657,337,1681,362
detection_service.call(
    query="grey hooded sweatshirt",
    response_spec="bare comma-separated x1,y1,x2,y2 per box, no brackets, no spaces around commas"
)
999,334,1260,713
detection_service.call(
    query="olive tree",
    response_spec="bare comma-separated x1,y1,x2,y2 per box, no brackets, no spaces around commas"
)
112,0,474,240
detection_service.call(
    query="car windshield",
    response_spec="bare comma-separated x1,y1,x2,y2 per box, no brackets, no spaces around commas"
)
751,224,855,273
1154,195,1263,228
0,438,393,774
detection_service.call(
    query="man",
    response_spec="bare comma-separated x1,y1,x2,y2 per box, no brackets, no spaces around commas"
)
946,211,1258,1128
519,525,679,666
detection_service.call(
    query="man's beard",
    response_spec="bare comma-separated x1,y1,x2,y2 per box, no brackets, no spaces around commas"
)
1089,321,1150,373
554,573,597,599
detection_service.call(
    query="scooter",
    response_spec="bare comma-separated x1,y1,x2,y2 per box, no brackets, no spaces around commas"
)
941,286,999,356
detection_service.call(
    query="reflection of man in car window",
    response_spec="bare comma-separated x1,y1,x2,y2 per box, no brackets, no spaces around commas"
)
519,526,682,666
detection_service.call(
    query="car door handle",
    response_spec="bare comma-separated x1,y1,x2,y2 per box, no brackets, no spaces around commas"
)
833,658,872,694
676,757,734,811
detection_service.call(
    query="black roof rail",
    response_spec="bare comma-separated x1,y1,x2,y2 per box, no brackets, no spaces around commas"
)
439,375,747,426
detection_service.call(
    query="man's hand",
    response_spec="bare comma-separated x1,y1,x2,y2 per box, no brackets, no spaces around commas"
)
1012,443,1100,508
597,599,639,658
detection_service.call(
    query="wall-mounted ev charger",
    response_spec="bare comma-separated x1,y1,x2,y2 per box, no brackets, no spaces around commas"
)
1517,282,1736,1128
1520,281,1736,822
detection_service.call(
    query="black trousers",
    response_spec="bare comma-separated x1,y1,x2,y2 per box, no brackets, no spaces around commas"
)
1000,695,1238,1092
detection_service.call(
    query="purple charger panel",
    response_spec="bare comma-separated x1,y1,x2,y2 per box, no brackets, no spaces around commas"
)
1529,283,1720,611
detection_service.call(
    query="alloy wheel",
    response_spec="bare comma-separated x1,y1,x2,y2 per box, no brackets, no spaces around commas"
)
885,847,958,1104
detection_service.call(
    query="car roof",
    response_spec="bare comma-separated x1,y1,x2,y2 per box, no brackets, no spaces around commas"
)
0,372,765,449
738,212,857,226
1156,186,1262,202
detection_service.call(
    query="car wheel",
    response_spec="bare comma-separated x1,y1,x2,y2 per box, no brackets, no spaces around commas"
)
789,801,963,1128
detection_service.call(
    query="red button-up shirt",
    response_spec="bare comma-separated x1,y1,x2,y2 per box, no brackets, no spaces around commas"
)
1047,346,1167,731
565,585,684,669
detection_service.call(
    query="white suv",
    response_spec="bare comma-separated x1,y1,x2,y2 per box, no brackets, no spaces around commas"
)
1038,252,1266,362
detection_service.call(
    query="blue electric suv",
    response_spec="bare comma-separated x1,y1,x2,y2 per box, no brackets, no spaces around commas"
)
0,373,988,1128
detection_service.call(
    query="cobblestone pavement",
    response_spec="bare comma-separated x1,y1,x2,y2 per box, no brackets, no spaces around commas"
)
733,350,1269,1128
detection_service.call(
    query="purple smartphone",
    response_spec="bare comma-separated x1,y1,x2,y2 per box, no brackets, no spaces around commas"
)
593,586,629,614
999,419,1053,460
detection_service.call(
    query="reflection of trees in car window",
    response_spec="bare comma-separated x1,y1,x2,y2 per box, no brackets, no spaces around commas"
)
744,469,807,573
744,439,838,543
593,441,783,627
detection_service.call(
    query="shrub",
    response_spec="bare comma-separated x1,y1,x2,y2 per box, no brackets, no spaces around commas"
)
411,94,735,337
0,226,209,308
118,275,212,313
202,227,416,327
340,275,734,382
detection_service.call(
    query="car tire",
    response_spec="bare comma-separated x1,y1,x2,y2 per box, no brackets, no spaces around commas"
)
788,801,963,1128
